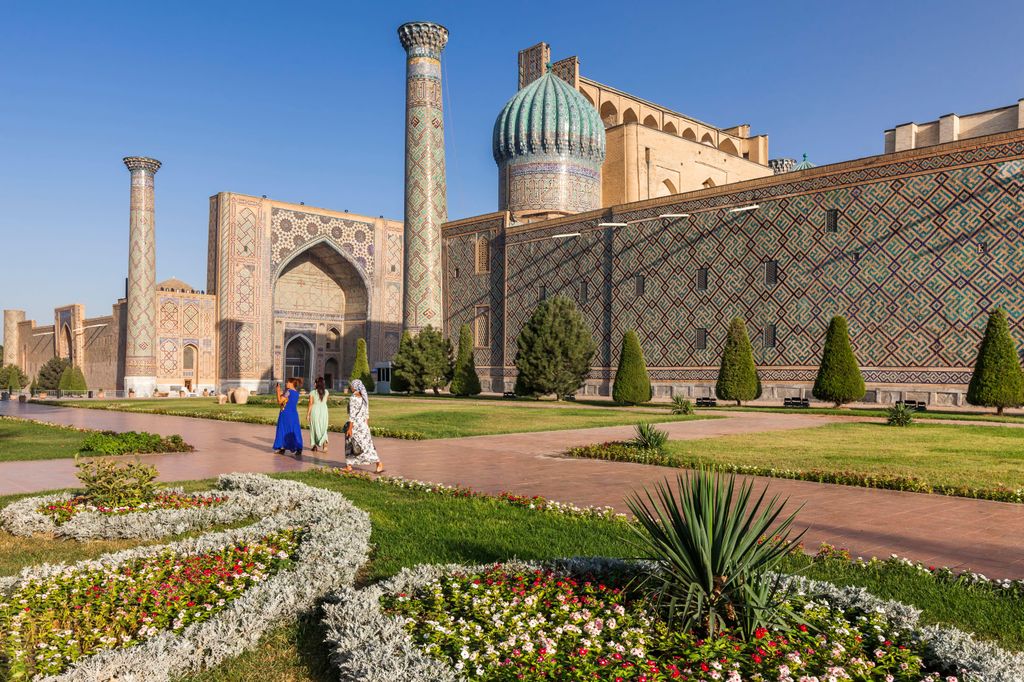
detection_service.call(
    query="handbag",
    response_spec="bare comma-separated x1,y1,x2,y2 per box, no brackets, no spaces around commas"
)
343,421,352,437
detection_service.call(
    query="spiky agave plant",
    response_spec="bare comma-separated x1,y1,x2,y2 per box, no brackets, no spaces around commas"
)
633,422,669,450
627,469,805,639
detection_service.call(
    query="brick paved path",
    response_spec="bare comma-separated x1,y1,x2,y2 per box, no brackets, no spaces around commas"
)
2,401,1022,578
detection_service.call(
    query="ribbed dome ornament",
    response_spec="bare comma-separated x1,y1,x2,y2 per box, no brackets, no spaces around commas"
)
493,70,606,218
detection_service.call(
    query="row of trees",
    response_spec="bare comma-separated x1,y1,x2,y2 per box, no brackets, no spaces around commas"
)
391,324,482,396
1,357,88,394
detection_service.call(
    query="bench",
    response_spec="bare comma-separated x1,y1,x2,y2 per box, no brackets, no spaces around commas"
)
895,400,927,412
695,397,717,408
783,397,811,408
562,394,577,402
502,391,516,399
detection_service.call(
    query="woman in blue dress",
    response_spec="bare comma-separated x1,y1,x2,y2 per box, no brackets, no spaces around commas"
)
273,377,304,455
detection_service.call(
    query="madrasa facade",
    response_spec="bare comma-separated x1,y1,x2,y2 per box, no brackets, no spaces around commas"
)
5,21,1024,405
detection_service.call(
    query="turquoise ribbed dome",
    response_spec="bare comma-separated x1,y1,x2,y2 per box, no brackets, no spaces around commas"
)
492,71,606,164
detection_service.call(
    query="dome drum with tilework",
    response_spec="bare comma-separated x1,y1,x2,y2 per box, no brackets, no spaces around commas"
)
493,71,606,218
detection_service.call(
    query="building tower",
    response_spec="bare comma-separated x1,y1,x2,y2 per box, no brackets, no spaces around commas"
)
493,69,606,221
3,309,25,368
122,156,161,396
398,21,449,333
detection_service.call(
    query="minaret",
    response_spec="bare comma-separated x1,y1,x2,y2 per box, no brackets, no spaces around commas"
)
398,21,448,333
122,156,161,396
3,310,25,367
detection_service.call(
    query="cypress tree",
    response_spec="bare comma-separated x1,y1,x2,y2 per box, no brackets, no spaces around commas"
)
612,330,652,405
967,308,1024,415
450,323,482,396
514,295,596,399
715,318,760,406
390,331,414,393
67,366,88,391
349,338,375,392
58,365,73,391
812,316,866,407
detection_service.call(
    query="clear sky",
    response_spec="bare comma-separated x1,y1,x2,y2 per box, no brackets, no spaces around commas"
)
2,0,1022,322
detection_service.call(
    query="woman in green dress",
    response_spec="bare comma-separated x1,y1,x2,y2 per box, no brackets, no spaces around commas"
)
306,376,330,452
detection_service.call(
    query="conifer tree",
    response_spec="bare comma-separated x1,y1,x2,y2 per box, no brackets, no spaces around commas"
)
390,331,414,393
967,308,1024,415
812,316,865,407
612,330,652,405
514,295,596,399
715,318,759,406
38,357,70,391
58,365,72,391
417,325,454,395
450,323,482,396
349,338,375,392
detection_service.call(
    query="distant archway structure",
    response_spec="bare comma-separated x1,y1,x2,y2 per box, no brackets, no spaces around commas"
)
622,108,639,124
682,127,697,141
719,138,739,156
663,121,677,135
657,178,678,197
642,114,659,130
701,132,715,146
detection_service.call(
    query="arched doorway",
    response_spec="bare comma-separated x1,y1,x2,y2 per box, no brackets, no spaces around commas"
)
182,344,198,392
324,357,339,391
62,324,73,364
285,336,312,387
273,241,370,384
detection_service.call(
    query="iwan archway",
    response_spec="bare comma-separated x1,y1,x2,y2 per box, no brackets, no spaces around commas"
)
272,240,369,386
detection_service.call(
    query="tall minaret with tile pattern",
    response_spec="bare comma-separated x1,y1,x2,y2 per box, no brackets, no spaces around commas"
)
122,156,161,396
398,21,448,333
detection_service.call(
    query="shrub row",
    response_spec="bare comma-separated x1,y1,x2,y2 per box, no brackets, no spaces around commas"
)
80,430,193,456
563,442,1024,503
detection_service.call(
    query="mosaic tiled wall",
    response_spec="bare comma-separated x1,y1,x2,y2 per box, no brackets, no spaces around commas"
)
443,214,506,390
446,134,1024,394
156,293,217,389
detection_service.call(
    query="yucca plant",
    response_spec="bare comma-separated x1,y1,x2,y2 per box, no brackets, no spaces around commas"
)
627,469,805,639
886,402,915,426
670,396,694,415
633,422,668,450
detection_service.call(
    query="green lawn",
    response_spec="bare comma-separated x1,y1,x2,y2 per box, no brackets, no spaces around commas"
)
0,418,90,462
46,395,713,439
2,472,1021,682
664,422,1024,490
716,404,1024,424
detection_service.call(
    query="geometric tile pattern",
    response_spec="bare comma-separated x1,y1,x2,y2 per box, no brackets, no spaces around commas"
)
270,207,375,277
122,157,161,378
445,134,1024,389
399,21,448,333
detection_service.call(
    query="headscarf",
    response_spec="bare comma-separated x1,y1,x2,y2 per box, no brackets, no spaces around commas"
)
350,379,369,413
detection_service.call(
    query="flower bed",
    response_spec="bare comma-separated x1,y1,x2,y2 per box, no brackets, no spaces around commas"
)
0,473,370,681
79,430,193,455
315,467,626,522
563,442,1024,504
1,527,302,678
323,559,1024,682
2,485,261,541
38,490,229,524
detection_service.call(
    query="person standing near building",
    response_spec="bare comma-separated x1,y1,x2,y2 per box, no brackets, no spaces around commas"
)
342,379,384,473
273,378,303,455
307,376,330,452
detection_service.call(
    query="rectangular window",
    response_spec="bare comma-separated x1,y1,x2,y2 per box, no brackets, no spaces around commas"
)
474,305,490,347
579,280,589,304
695,327,708,351
696,267,708,292
635,274,645,297
764,260,778,286
539,285,547,301
475,236,491,274
763,323,777,348
825,208,839,233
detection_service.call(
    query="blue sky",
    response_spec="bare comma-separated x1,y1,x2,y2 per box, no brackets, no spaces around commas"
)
2,0,1022,322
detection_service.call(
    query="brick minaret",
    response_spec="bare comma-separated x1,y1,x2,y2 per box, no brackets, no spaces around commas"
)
398,21,448,333
3,309,25,367
122,156,161,396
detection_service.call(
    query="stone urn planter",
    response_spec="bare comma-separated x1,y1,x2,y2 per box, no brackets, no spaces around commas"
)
96,389,105,399
38,391,48,399
18,394,27,403
229,387,250,405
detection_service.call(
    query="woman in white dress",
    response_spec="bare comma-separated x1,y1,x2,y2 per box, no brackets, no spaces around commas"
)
342,379,384,473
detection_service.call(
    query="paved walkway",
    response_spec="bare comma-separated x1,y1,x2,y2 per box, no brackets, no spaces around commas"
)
2,401,1022,578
